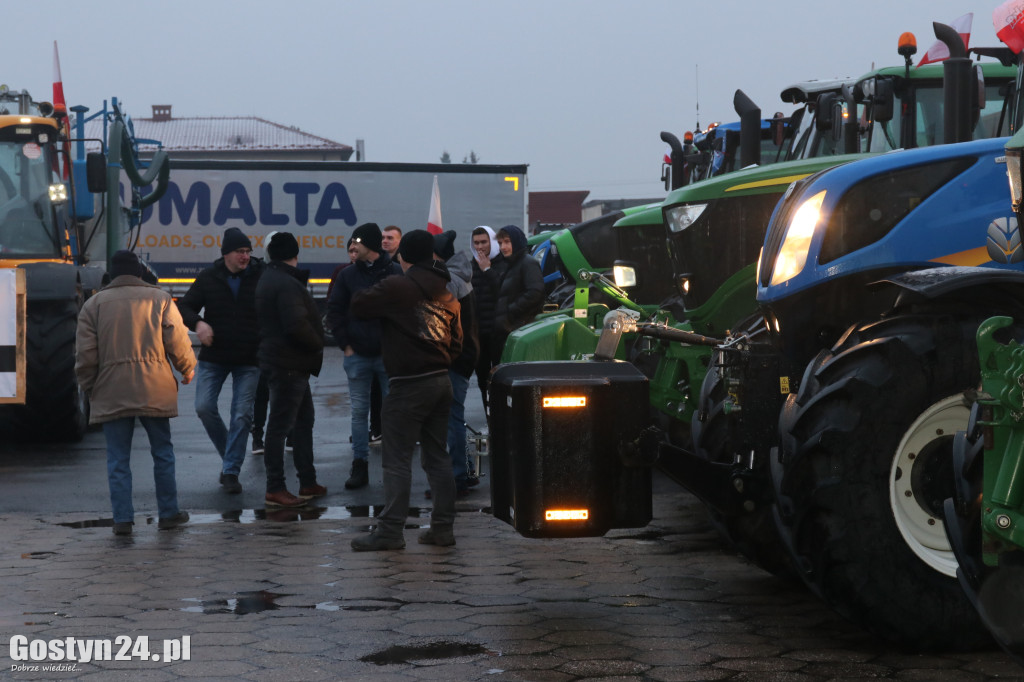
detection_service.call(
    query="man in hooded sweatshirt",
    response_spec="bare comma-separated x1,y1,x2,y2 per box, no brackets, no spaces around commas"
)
469,225,505,415
491,224,544,364
349,229,463,551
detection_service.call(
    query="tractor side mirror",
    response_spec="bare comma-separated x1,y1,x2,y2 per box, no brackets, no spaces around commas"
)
871,78,895,123
86,152,107,193
815,93,837,131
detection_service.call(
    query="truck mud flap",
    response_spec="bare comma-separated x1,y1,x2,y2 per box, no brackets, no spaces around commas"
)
489,360,652,538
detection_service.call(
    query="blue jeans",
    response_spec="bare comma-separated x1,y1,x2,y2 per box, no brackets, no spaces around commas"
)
343,353,389,461
103,417,180,523
448,370,470,486
194,361,261,476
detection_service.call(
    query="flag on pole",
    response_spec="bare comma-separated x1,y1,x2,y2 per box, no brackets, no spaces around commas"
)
427,175,443,235
917,13,973,66
995,0,1024,53
52,41,67,117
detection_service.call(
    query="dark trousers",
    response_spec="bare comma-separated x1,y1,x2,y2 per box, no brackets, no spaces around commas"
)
474,333,498,415
376,373,455,538
264,367,317,493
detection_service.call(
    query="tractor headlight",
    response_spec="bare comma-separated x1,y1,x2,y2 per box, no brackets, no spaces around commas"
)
48,183,68,204
1006,128,1024,216
769,190,826,286
665,203,707,233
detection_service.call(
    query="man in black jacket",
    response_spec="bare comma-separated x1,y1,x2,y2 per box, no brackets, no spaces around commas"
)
254,232,327,508
177,227,264,495
492,224,544,363
325,222,401,490
349,230,463,551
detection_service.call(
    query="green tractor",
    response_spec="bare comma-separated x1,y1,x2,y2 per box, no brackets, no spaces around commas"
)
489,23,1023,648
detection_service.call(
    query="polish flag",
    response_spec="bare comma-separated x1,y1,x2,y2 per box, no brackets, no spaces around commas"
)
427,175,443,235
52,41,67,117
917,13,973,66
995,0,1024,53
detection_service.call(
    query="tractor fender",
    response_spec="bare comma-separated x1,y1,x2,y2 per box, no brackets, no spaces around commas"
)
870,266,1024,306
18,262,82,302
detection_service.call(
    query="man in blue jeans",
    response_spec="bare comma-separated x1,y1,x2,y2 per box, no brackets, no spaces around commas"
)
177,227,265,494
75,250,197,536
326,222,401,489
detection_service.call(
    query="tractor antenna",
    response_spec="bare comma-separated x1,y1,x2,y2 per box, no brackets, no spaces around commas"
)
695,64,701,132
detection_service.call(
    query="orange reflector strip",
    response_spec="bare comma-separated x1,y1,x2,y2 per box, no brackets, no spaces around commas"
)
542,396,586,408
545,509,589,521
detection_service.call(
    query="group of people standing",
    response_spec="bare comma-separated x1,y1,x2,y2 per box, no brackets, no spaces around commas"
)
73,220,545,551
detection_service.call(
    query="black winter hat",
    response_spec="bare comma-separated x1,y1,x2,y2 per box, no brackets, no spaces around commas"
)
109,250,145,278
351,222,383,253
220,227,252,255
267,232,300,261
398,229,436,266
433,230,457,261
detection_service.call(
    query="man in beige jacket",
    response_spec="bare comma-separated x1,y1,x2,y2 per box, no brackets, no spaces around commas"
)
75,250,197,536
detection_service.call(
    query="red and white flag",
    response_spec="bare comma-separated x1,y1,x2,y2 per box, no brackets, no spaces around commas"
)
995,0,1024,53
52,41,67,117
663,147,673,165
427,175,443,235
917,13,973,66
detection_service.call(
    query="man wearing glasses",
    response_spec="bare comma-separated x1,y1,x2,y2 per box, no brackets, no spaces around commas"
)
177,227,266,495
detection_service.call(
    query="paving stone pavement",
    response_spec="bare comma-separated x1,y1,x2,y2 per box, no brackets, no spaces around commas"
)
2,484,1023,681
1,348,1022,680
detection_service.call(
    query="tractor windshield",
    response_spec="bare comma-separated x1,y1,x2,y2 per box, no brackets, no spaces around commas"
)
866,79,1009,152
0,139,62,258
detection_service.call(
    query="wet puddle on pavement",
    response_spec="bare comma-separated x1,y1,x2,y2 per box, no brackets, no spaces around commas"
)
55,506,440,528
360,641,497,666
179,590,342,614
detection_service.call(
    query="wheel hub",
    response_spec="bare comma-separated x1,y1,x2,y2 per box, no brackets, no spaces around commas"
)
890,394,967,578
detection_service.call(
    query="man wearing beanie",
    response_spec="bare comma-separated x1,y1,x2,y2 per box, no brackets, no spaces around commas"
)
254,232,328,508
177,227,265,495
75,250,196,535
349,229,463,551
325,222,401,490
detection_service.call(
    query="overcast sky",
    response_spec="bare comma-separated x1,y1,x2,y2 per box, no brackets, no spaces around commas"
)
0,1,1007,200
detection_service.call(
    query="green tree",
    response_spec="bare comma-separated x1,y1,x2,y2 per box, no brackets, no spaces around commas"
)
440,150,451,164
463,150,479,164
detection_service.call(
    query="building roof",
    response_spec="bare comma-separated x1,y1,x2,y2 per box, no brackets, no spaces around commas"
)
81,105,352,155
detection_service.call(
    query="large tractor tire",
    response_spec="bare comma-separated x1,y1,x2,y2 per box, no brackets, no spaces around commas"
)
0,299,87,442
692,318,794,578
774,313,991,650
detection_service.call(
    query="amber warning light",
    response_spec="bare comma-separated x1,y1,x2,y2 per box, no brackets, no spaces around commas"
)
545,509,590,521
542,396,586,408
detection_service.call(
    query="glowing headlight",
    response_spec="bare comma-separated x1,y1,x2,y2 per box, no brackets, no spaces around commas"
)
665,203,707,233
612,264,636,288
769,190,826,286
48,183,68,204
